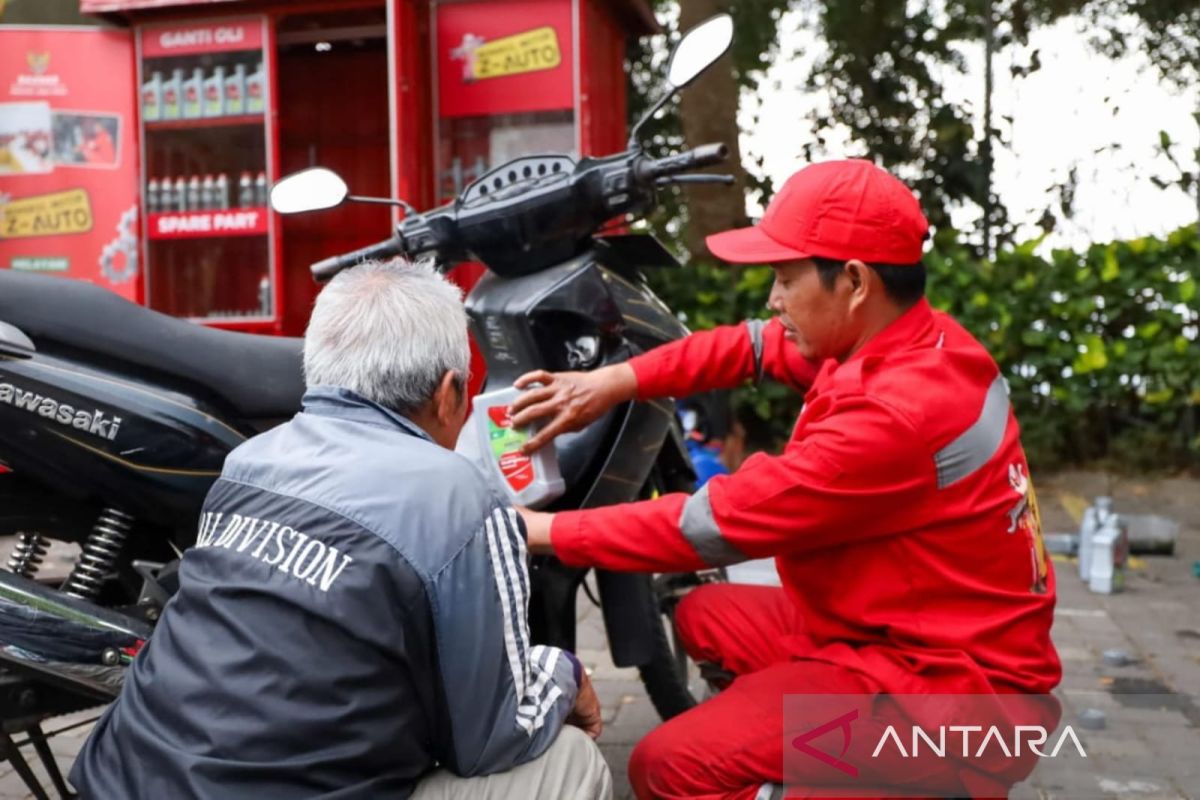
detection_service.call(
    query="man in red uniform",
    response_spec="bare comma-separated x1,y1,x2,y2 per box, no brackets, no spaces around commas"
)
511,159,1061,799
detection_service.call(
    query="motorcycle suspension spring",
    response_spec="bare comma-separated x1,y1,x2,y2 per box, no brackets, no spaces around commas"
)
6,532,50,579
62,508,135,601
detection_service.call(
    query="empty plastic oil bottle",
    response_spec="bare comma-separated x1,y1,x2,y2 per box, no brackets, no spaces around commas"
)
456,385,564,508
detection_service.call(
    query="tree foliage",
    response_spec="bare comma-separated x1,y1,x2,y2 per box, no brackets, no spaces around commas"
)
1074,0,1200,86
630,0,1200,256
803,0,1000,249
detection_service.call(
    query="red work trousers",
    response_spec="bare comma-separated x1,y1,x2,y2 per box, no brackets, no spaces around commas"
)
628,584,1007,800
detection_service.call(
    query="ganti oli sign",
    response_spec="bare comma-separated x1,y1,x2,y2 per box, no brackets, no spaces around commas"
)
158,27,244,50
141,20,263,59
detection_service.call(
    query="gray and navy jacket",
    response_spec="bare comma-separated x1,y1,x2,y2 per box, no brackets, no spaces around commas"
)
71,387,580,799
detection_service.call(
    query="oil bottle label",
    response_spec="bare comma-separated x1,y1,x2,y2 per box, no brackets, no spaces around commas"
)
486,405,533,492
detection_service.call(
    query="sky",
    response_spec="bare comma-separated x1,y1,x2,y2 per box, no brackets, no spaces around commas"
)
738,11,1200,250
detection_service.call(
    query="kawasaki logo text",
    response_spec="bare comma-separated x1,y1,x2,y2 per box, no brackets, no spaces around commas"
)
0,383,122,441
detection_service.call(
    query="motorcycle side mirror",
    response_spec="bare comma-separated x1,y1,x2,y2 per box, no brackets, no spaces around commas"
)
667,14,734,89
627,13,734,148
270,167,349,214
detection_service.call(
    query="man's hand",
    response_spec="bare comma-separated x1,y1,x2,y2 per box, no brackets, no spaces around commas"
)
515,506,555,555
509,363,638,454
567,669,603,739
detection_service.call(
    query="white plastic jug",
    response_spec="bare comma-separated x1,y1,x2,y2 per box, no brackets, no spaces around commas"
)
455,386,564,509
1078,495,1112,581
1088,512,1128,594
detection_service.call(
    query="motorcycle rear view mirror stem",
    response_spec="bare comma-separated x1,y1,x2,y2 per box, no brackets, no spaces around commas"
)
627,13,734,149
270,167,417,216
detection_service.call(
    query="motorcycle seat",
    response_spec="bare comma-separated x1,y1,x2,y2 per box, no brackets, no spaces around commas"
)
0,271,304,419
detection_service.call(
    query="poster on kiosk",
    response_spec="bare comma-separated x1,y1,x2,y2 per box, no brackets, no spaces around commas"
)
434,0,578,202
0,27,139,299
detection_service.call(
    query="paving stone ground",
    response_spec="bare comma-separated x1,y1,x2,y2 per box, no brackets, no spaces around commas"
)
0,470,1197,798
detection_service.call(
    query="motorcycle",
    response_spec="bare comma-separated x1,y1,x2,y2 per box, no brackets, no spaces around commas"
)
0,14,734,797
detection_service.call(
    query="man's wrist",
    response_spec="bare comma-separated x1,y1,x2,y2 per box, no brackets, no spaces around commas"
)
520,508,555,554
606,362,639,403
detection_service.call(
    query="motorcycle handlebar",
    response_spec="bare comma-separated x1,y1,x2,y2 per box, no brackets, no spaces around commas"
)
311,237,403,282
637,143,729,182
308,141,731,281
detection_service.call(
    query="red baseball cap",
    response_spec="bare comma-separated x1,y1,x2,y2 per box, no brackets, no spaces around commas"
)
706,159,929,265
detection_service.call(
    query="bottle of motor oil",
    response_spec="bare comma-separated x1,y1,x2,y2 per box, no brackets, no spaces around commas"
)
254,171,268,207
258,275,271,316
201,175,215,210
204,66,226,117
146,178,159,214
246,61,265,114
186,175,202,211
214,173,230,209
457,385,564,508
162,68,183,120
142,71,162,121
237,171,254,207
225,63,247,115
183,67,204,119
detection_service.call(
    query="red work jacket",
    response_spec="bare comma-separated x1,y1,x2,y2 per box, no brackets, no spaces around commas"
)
552,299,1062,695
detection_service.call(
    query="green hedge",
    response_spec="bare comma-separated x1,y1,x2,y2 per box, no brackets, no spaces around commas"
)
645,226,1200,471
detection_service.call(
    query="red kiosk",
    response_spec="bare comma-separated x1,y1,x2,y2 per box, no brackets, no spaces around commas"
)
71,0,656,335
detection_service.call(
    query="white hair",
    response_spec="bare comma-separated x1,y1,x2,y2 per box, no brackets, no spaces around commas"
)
303,258,470,413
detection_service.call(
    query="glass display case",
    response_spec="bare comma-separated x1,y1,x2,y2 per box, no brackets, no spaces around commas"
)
137,18,277,328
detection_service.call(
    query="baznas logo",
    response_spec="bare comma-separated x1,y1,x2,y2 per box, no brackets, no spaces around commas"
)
26,52,50,76
0,383,121,441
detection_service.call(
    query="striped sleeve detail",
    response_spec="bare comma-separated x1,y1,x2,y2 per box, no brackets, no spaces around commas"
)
679,482,749,567
483,507,571,736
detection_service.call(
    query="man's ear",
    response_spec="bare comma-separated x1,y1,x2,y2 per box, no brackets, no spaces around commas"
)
844,260,867,292
844,260,876,315
433,370,465,425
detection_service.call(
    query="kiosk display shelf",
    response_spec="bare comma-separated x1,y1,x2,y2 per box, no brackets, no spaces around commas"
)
137,17,278,328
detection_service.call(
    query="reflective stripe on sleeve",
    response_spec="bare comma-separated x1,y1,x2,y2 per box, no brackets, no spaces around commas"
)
755,784,785,800
934,375,1011,489
678,483,748,567
746,319,766,385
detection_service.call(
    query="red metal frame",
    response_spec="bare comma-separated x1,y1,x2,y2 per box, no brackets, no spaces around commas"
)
389,0,434,215
578,0,630,160
264,10,282,333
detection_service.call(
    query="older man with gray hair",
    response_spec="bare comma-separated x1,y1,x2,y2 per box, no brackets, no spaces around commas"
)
71,259,610,800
